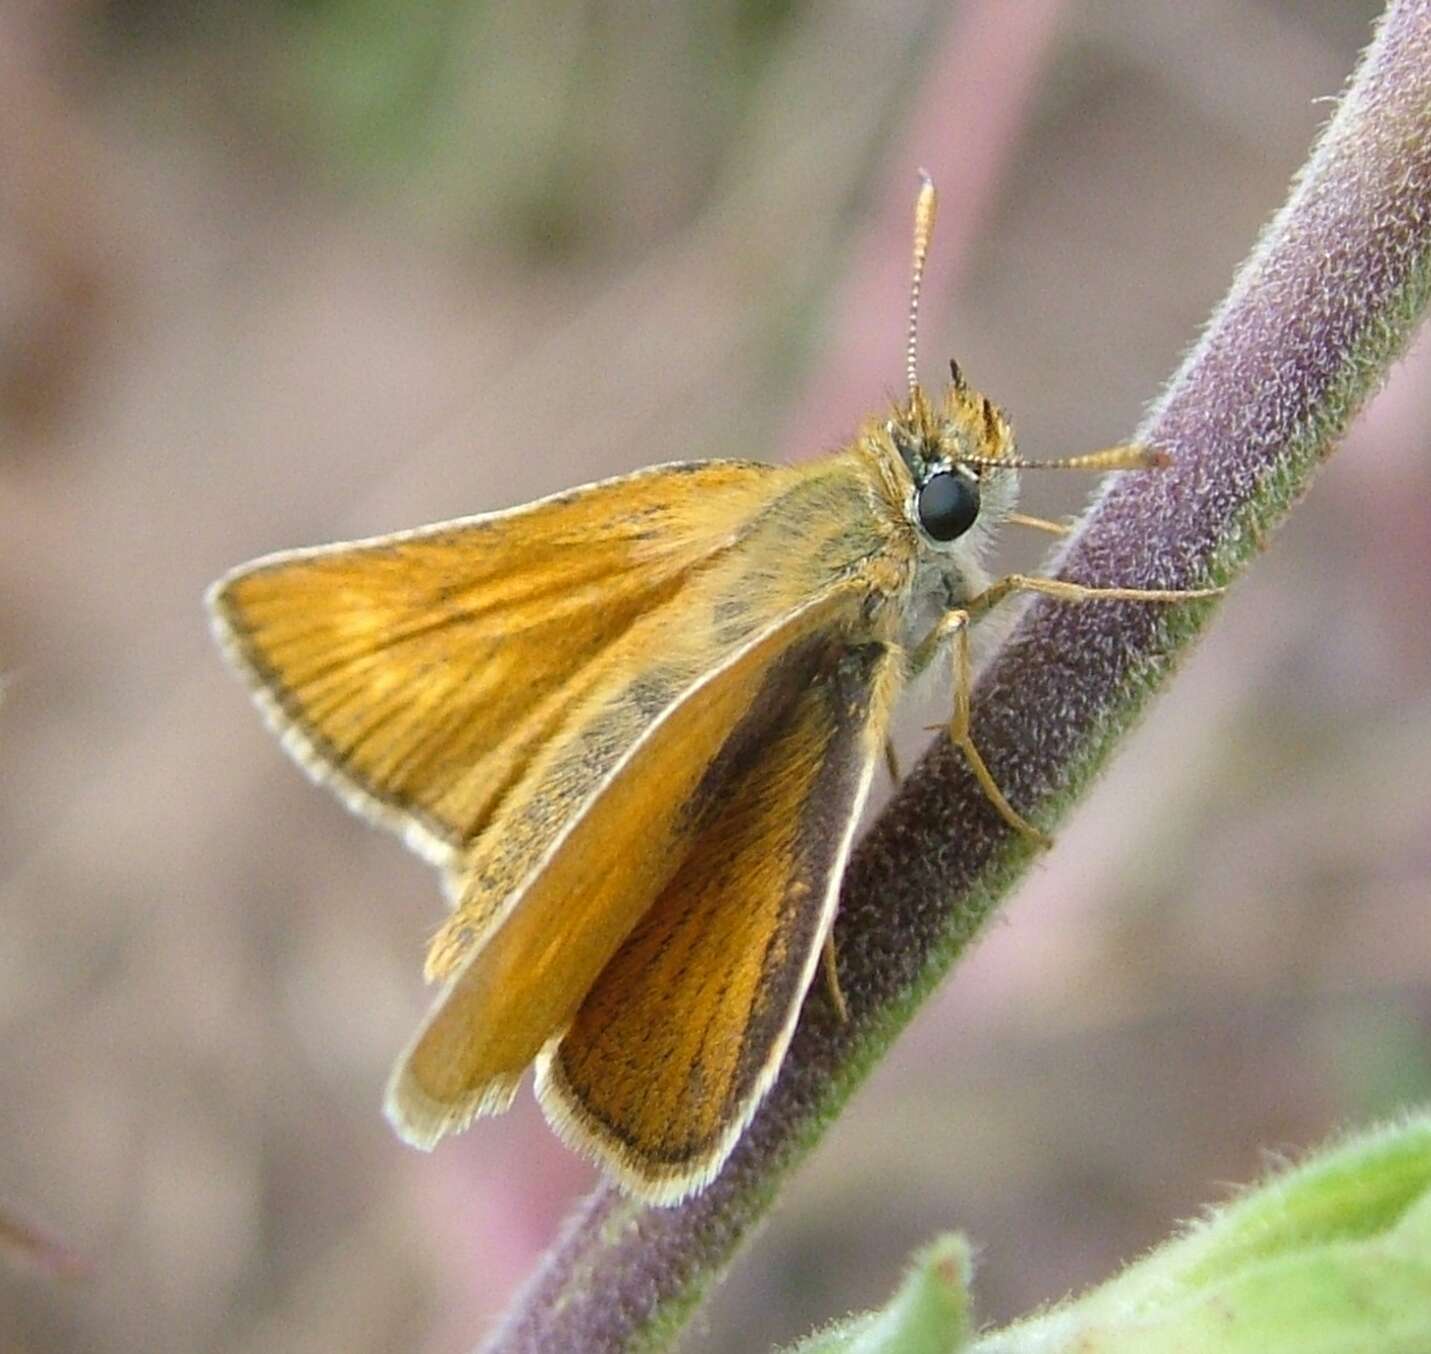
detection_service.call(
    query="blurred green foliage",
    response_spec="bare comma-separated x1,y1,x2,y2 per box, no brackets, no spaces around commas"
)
101,0,813,259
787,1114,1431,1354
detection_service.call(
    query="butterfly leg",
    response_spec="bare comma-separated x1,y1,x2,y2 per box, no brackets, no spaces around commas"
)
907,575,1219,846
951,570,1220,839
1005,510,1072,537
915,610,1051,848
883,737,902,785
821,932,849,1022
965,572,1223,621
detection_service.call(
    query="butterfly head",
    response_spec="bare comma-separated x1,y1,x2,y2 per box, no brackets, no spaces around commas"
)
885,366,1019,552
886,172,1161,560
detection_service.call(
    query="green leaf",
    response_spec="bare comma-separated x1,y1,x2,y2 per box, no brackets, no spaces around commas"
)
783,1235,973,1354
974,1113,1431,1354
787,1115,1431,1354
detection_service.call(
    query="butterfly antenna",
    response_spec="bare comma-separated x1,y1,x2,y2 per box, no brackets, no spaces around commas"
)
960,444,1170,473
907,170,937,401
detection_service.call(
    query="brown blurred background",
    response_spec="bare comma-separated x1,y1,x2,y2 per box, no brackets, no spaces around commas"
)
2,2,1428,1351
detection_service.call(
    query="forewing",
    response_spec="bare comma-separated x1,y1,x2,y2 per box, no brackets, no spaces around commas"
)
207,460,785,870
536,641,901,1203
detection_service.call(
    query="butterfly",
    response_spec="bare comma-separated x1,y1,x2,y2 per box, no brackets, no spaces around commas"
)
208,175,1215,1203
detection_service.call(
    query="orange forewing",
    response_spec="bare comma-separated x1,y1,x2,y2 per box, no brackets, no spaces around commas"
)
539,642,900,1200
208,461,792,871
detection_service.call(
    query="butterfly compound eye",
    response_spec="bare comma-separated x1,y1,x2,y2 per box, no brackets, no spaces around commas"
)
917,471,980,541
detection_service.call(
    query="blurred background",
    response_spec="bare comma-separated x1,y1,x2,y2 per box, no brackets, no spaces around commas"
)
2,1,1428,1350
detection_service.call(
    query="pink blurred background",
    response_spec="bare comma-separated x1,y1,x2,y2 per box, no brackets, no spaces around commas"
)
3,2,1428,1351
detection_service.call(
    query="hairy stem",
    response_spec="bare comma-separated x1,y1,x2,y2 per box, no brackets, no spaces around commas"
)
481,4,1431,1351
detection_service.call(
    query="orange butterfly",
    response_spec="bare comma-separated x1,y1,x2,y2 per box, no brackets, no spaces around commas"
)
209,176,1215,1202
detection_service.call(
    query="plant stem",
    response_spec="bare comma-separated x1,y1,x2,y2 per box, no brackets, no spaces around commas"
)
480,4,1431,1350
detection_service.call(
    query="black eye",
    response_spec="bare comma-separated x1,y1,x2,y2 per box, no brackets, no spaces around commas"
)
917,471,980,541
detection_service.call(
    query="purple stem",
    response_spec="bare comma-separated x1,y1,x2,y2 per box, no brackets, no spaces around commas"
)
482,5,1431,1351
